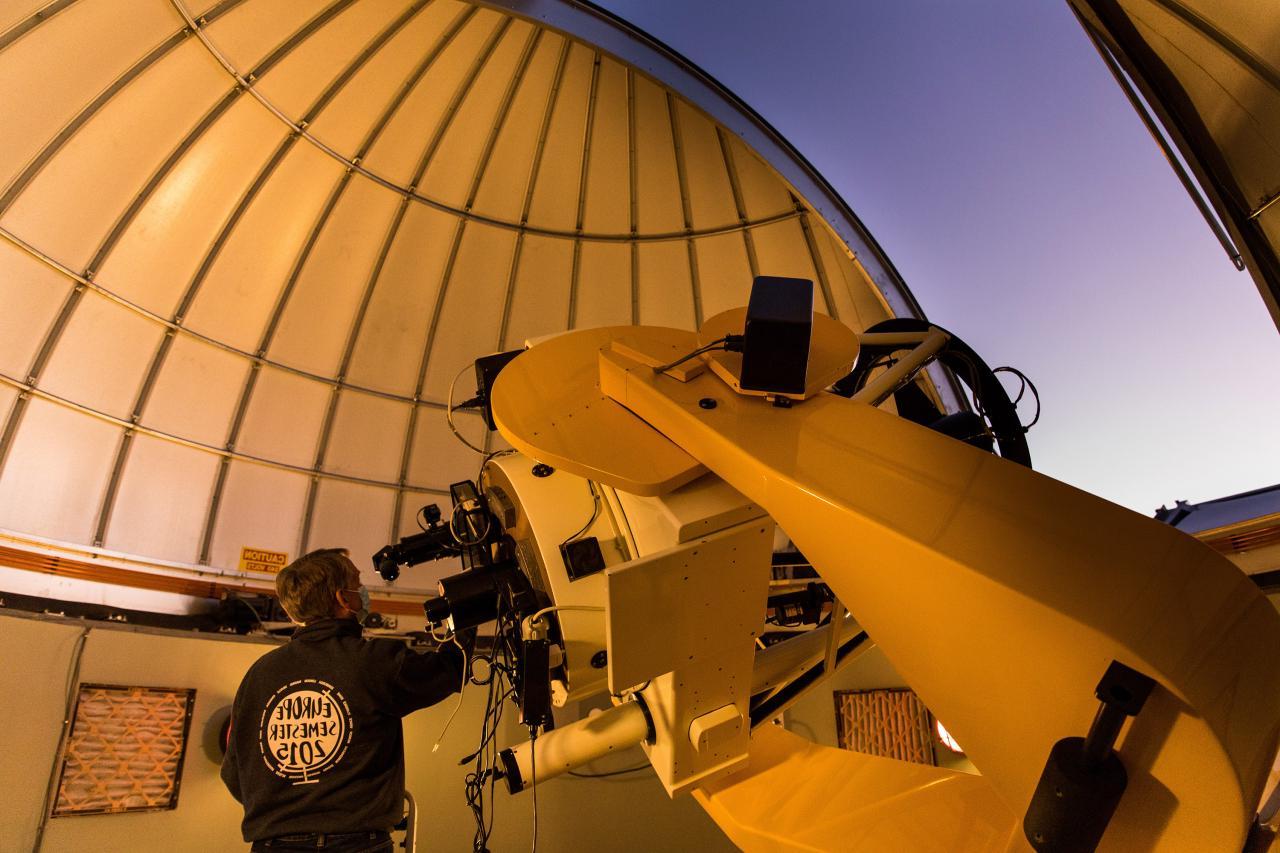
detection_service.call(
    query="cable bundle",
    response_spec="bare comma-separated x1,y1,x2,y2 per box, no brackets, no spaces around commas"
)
459,592,520,852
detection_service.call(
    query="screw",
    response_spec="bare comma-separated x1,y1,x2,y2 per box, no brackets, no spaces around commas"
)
590,650,607,669
698,398,717,409
532,464,554,478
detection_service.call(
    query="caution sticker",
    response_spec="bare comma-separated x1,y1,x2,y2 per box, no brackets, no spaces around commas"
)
239,547,289,575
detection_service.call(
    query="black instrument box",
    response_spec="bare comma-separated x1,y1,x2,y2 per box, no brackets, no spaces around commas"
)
740,276,814,395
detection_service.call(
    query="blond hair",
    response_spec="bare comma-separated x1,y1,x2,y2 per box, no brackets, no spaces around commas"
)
275,548,353,624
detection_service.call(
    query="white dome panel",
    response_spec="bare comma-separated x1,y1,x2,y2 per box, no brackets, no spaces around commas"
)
324,390,410,483
104,434,221,563
692,233,756,321
0,1,49,34
525,42,595,231
580,57,631,235
142,335,250,448
469,32,572,223
0,0,177,189
360,7,500,185
0,398,117,543
200,0,323,75
816,221,886,327
302,3,446,155
307,478,396,583
181,143,344,352
417,19,540,209
674,101,742,229
407,409,486,497
751,217,831,312
0,239,67,375
94,108,288,306
206,460,309,569
420,227,520,401
341,203,459,396
38,291,162,420
3,40,227,281
724,132,794,220
575,240,633,328
637,241,696,328
502,233,575,347
632,76,688,235
0,387,15,448
248,0,411,120
235,366,327,469
268,178,403,377
1135,1,1280,200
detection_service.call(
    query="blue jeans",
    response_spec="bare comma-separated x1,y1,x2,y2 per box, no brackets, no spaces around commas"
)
251,831,392,852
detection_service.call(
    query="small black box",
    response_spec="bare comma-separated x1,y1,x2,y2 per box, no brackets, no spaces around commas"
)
474,349,523,429
739,276,813,395
519,638,553,729
560,537,606,581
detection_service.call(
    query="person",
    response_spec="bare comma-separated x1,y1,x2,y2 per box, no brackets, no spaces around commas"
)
221,548,466,852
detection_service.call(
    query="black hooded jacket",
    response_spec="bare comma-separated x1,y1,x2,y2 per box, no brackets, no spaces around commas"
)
221,618,464,842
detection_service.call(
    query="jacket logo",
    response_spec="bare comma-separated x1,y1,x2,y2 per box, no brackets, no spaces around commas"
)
258,679,353,785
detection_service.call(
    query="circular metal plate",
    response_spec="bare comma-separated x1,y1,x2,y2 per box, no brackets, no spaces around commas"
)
491,327,707,496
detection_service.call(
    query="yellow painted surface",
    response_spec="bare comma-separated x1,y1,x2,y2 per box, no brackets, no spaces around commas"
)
694,724,1024,852
497,325,1280,851
491,327,706,496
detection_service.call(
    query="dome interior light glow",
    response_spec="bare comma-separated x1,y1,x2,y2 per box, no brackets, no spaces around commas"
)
936,718,963,753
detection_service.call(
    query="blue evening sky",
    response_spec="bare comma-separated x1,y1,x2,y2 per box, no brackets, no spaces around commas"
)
600,0,1280,514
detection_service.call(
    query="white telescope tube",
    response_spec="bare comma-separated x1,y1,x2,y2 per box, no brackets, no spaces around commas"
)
501,699,651,793
850,327,949,406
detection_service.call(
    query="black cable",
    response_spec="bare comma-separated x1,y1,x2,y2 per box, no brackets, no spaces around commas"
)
530,726,538,853
992,366,1041,430
652,335,742,374
996,366,1028,405
864,355,898,374
463,671,493,847
942,349,1001,445
450,502,491,547
228,596,266,632
468,653,493,686
485,598,511,845
560,481,600,547
465,590,513,852
477,449,515,496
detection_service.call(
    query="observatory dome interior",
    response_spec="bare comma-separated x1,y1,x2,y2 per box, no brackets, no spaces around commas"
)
0,0,915,597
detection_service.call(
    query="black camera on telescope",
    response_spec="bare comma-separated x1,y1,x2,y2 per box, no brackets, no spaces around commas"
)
371,480,499,582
